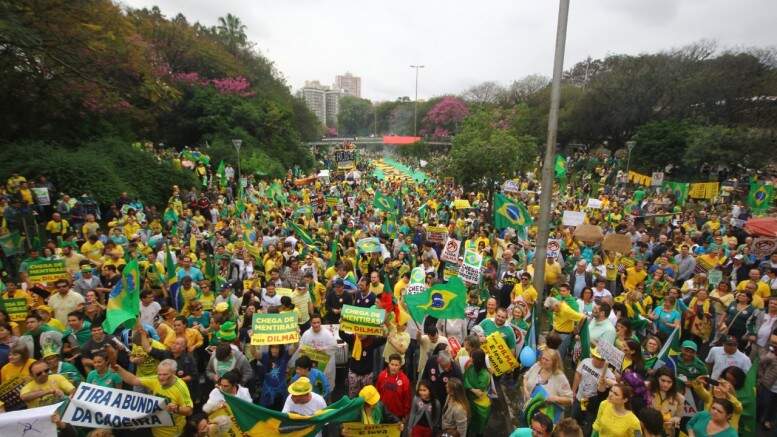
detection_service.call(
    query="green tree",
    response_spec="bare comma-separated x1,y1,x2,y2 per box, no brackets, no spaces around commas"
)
449,110,538,210
631,120,697,174
337,96,374,136
683,125,775,171
216,13,248,54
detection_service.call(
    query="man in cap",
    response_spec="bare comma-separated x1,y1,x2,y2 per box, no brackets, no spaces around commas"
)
214,282,240,321
665,340,709,388
73,264,102,297
350,385,402,427
705,335,752,379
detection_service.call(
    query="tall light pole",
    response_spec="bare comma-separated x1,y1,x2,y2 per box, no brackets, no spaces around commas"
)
232,139,242,186
625,140,636,174
410,65,424,136
532,0,571,324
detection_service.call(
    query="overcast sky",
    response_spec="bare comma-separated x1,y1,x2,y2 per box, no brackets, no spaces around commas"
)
121,0,775,102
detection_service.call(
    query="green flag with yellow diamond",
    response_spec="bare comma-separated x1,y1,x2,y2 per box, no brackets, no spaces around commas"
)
373,191,397,211
404,276,467,322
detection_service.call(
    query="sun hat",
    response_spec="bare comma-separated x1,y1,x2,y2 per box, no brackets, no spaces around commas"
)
288,377,313,396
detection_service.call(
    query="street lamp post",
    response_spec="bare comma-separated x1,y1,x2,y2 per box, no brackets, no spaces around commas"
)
625,140,636,174
410,65,424,136
232,139,242,186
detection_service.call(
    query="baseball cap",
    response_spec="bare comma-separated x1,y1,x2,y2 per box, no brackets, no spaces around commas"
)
359,385,380,405
681,340,698,351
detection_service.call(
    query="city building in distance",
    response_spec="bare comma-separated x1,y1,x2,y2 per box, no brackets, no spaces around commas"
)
298,80,342,127
335,72,361,98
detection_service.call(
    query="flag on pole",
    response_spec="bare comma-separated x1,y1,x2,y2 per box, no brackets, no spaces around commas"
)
216,160,227,188
652,327,680,369
554,155,567,193
748,181,774,215
662,181,690,206
0,231,22,256
288,222,317,246
373,191,397,211
493,193,533,231
102,260,140,333
404,276,467,322
164,246,181,311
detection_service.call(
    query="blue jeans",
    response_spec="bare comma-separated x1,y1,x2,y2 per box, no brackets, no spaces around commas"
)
556,331,573,360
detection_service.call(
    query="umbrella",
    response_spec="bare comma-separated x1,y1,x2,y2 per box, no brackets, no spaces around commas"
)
744,217,777,238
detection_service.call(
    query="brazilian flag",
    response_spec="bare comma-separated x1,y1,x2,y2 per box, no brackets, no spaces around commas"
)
288,222,318,246
103,260,140,334
373,191,397,211
404,276,467,322
662,181,689,206
224,393,364,436
493,193,533,231
748,181,774,215
356,237,381,254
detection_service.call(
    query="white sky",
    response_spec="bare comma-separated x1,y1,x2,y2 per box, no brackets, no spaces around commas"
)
121,0,776,101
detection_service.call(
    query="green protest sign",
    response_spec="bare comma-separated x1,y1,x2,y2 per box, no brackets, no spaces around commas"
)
250,313,299,346
0,298,27,323
340,305,385,336
27,259,68,284
299,345,331,372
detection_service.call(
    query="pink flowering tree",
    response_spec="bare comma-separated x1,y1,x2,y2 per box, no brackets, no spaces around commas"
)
171,72,254,97
422,96,469,138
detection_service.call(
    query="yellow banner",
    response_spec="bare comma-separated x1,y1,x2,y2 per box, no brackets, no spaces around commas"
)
339,320,385,336
688,182,719,199
628,171,652,187
483,332,519,376
341,423,401,437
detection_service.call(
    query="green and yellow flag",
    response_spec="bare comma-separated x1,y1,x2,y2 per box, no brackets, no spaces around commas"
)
288,222,317,246
493,193,532,231
0,232,22,256
373,191,397,211
224,393,364,437
404,276,467,322
737,354,758,436
748,181,774,215
662,181,689,206
102,260,140,334
216,160,227,188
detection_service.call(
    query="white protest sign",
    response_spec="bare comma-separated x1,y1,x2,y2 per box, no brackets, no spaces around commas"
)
458,250,483,284
586,198,602,209
502,180,521,194
31,188,50,206
406,267,428,295
595,340,625,370
63,382,174,429
562,210,585,227
440,237,462,263
546,239,561,259
0,401,62,436
651,172,664,186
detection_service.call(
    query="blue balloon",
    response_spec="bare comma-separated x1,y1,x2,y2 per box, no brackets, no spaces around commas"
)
519,347,537,368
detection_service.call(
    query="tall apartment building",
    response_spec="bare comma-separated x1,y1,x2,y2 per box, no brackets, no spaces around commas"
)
298,80,341,127
335,72,362,98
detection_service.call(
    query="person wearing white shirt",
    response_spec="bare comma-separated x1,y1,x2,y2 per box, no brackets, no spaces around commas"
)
591,278,612,304
203,371,252,415
297,314,337,387
282,377,328,437
705,336,752,379
139,290,161,326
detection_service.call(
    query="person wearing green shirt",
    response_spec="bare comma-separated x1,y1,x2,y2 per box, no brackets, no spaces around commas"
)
63,312,92,348
667,340,708,391
478,308,517,350
86,351,122,388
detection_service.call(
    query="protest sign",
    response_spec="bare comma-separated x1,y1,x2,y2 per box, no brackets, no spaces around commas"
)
339,305,385,336
458,250,482,284
251,313,299,346
688,182,719,199
275,287,294,298
546,240,561,259
443,262,459,280
406,267,427,295
483,332,519,376
707,269,723,286
0,377,25,410
0,298,27,322
31,187,50,206
573,224,604,243
440,237,461,263
562,210,585,227
334,149,355,169
341,423,401,437
595,340,625,370
651,172,664,186
325,196,339,207
502,179,521,194
27,259,68,284
62,383,173,429
586,198,602,209
602,234,632,254
0,401,62,437
425,226,448,244
299,345,331,372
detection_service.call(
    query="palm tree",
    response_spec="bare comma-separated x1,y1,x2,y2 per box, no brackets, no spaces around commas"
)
216,13,247,53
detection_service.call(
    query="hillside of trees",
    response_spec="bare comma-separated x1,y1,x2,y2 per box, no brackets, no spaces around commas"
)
0,1,320,205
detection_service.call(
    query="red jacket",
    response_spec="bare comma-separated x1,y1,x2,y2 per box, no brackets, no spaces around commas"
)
375,368,412,418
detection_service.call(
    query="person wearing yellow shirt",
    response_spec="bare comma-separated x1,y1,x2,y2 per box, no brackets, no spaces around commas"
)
113,359,193,437
394,271,409,302
18,182,33,205
545,295,586,359
592,384,643,437
512,272,538,306
102,248,126,271
622,260,648,292
368,271,384,294
1,281,34,311
123,218,141,240
164,316,204,352
45,212,70,238
737,268,771,300
543,255,563,288
6,173,26,194
1,344,35,383
80,235,104,262
20,360,75,408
